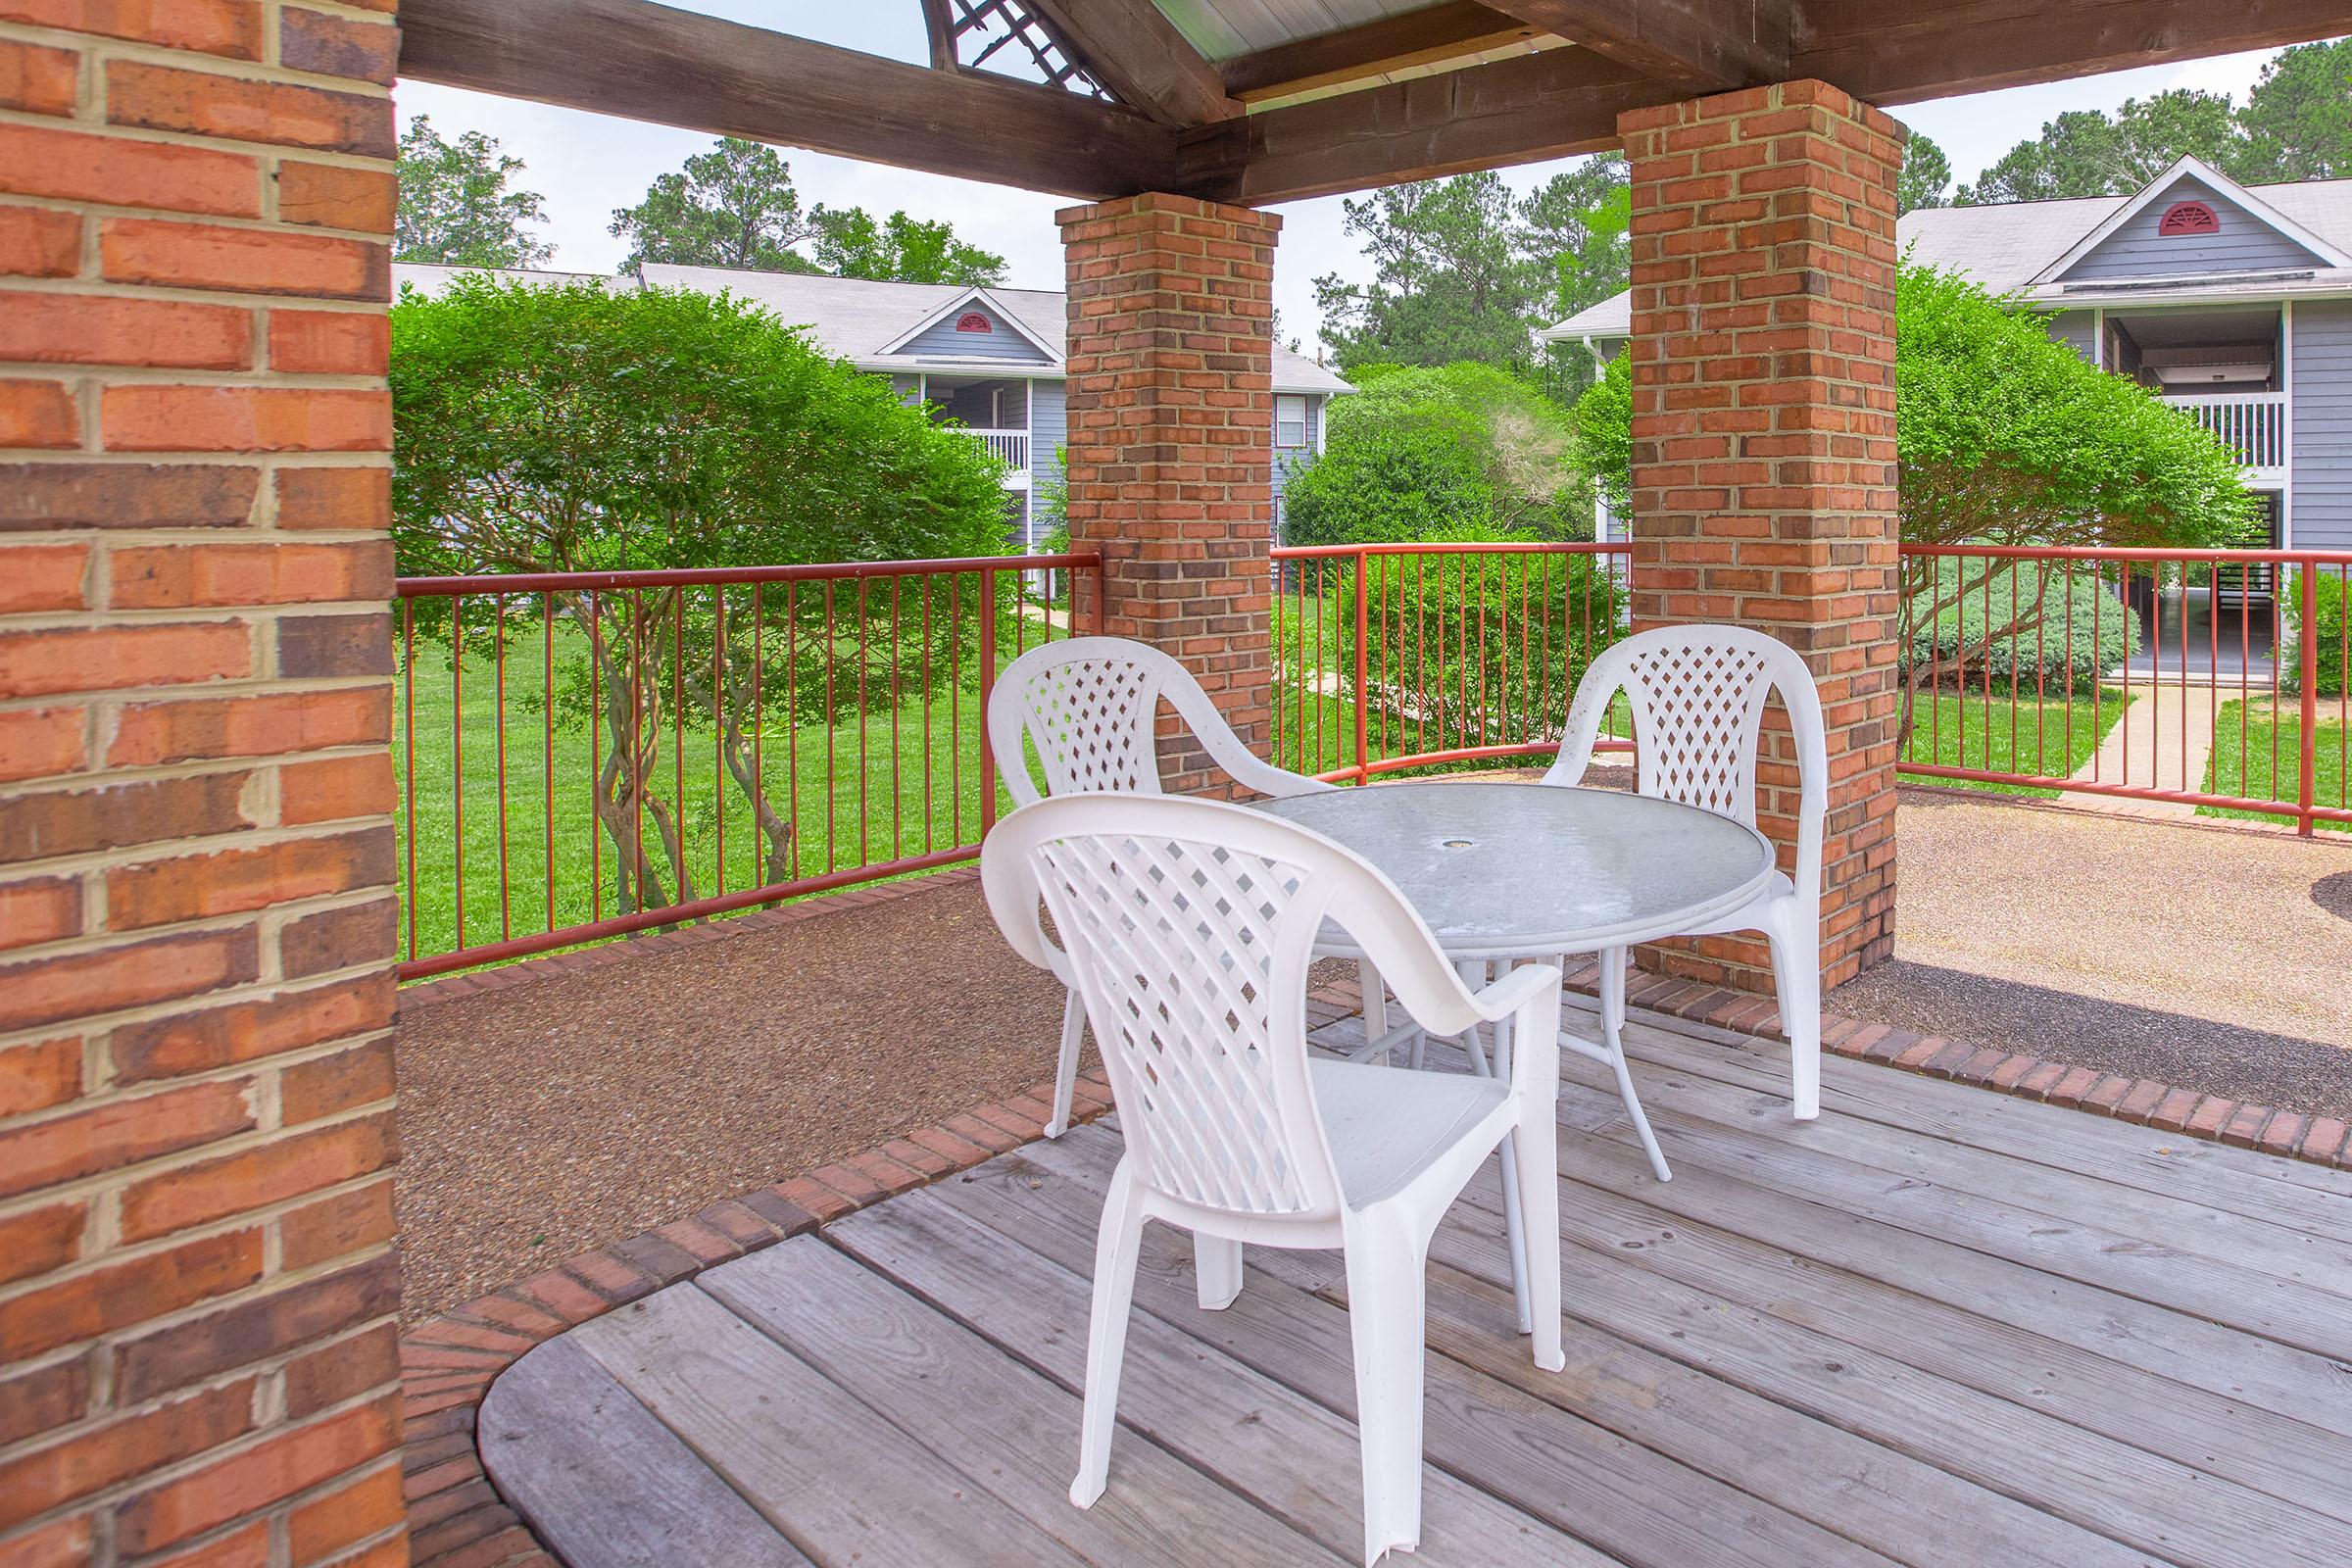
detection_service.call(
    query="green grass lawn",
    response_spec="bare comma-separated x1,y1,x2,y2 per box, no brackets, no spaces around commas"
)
2197,699,2352,832
395,615,1036,964
1898,687,2132,798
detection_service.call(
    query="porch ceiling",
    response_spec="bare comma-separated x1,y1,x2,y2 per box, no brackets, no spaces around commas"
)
396,0,2352,206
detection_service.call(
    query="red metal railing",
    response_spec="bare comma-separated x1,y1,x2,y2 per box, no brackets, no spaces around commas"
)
1898,544,2352,835
394,553,1099,979
1268,541,1636,782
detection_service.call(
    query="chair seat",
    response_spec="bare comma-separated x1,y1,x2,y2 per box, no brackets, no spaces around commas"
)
1309,1058,1510,1209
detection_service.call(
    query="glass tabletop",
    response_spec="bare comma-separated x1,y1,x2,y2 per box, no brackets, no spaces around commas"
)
1255,781,1777,958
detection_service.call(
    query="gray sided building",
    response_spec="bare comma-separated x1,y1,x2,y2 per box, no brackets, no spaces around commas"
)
1544,155,2352,555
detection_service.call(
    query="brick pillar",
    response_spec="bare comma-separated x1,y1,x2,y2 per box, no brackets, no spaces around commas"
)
0,4,406,1565
1056,193,1278,795
1618,80,1903,991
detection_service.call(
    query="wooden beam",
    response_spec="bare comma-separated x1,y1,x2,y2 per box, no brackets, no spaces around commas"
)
1192,0,2352,205
1217,2,1544,104
1483,1,1789,90
1184,46,1672,205
396,0,1176,200
1020,0,1239,125
1792,0,2352,107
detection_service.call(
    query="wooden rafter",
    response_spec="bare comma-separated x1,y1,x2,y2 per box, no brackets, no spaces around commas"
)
1484,0,1789,91
1020,0,1238,124
396,0,1173,198
1217,2,1544,104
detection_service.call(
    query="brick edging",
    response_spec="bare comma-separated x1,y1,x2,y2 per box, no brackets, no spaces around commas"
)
397,864,985,1012
395,1063,1115,1568
1541,959,2352,1170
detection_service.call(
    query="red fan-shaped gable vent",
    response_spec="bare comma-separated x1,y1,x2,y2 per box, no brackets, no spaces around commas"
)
2157,200,2220,237
955,311,993,333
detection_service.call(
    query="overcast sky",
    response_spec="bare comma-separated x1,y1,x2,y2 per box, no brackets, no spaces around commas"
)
392,4,2287,344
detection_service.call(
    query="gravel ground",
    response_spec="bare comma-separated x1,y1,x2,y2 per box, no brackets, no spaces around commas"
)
393,878,1071,1322
1831,791,2352,1119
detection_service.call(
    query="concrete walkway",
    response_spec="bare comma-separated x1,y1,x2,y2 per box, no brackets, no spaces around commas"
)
2066,682,2214,818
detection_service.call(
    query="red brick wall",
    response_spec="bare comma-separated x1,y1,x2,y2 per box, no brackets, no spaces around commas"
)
1618,79,1903,990
1056,193,1278,794
0,2,406,1563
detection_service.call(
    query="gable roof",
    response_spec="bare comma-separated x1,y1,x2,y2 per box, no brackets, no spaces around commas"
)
1543,170,2352,347
875,283,1063,362
2028,156,2351,285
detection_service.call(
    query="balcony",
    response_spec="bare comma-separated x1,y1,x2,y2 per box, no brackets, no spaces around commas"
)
2163,390,2288,481
951,425,1032,486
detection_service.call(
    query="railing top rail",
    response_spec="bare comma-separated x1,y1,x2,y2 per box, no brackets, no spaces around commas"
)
2158,389,2286,402
1271,540,1631,561
396,551,1103,597
1905,543,2352,564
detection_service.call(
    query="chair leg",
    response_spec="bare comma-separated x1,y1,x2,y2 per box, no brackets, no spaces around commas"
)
1341,1211,1430,1567
1194,1233,1243,1311
1761,901,1823,1121
1071,1164,1146,1509
1046,989,1086,1139
1358,959,1387,1062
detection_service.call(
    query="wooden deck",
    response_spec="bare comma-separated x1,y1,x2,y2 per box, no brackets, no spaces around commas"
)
477,1002,2352,1567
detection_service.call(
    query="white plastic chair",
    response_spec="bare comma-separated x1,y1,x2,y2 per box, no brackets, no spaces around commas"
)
1544,623,1829,1178
981,793,1565,1567
988,637,1343,1137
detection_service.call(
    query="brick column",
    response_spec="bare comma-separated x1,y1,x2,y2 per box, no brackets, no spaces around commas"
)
1057,193,1278,795
1618,80,1903,990
0,4,406,1565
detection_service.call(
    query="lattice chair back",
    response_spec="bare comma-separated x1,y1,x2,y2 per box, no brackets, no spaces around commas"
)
983,795,1488,1223
1547,624,1829,894
989,637,1334,806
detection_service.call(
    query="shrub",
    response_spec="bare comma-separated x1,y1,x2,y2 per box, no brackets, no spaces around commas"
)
2280,568,2350,697
1902,557,2140,690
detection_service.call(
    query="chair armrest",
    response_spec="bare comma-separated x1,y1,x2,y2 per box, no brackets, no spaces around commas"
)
1477,963,1564,1102
1466,962,1559,1023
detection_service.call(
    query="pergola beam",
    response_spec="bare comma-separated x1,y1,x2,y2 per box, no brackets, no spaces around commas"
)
1483,0,1790,91
1020,0,1240,124
1185,0,2352,204
396,0,1177,199
1217,2,1544,104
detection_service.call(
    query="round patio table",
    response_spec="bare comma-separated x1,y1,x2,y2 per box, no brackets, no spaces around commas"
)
1255,780,1776,963
1256,780,1775,1331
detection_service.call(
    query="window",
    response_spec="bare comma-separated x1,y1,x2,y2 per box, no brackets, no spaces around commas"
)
1275,394,1308,449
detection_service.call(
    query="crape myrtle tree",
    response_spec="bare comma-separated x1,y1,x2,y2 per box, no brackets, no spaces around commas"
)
1281,365,1621,759
390,276,1007,909
1570,263,2256,741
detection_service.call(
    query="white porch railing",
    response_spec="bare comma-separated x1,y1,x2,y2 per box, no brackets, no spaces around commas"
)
2162,390,2287,473
949,427,1030,472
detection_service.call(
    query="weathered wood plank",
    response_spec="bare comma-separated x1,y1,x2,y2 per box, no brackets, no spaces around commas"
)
1531,1100,2352,1440
569,1283,1096,1567
1590,1024,2352,1299
827,1181,1601,1568
1609,1004,2352,1243
1428,1178,2346,1568
935,1137,1902,1568
478,1335,814,1568
1039,1128,2147,1568
396,0,1176,200
700,1237,1346,1566
1548,1060,2352,1355
1522,1159,2352,1529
